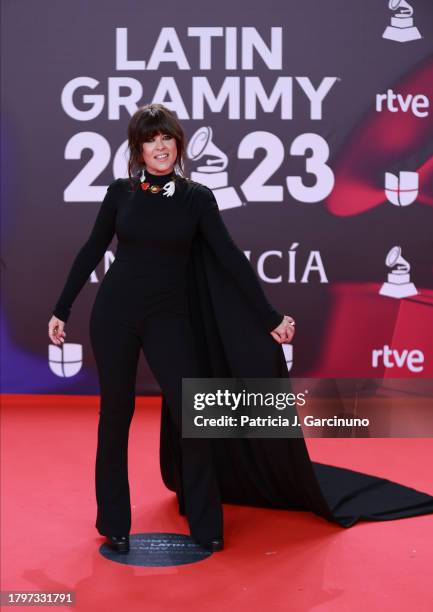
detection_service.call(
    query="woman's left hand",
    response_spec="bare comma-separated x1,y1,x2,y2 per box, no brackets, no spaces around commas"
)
270,315,295,344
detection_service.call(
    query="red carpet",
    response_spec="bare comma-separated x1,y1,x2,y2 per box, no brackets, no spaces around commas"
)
1,394,432,611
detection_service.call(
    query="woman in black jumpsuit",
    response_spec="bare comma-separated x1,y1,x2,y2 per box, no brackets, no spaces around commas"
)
48,104,294,553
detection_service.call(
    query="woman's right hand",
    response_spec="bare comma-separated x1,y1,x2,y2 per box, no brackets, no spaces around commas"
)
270,315,295,344
48,315,66,345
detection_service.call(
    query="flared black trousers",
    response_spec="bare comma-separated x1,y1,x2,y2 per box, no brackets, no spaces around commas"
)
89,306,223,545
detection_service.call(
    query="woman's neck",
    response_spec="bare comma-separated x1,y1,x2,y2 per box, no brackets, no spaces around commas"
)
144,167,175,183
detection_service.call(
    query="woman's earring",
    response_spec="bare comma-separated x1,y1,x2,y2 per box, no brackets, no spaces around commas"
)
140,167,151,191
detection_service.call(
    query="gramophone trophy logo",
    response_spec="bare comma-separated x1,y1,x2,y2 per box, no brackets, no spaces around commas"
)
382,0,422,43
187,127,243,210
379,246,418,299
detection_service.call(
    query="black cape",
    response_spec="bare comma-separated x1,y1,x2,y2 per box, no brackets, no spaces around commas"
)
159,233,433,527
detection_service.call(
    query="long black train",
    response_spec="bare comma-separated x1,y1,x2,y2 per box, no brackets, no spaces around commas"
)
53,170,284,545
163,201,433,530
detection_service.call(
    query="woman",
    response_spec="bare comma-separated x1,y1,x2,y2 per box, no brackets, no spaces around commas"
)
48,103,295,554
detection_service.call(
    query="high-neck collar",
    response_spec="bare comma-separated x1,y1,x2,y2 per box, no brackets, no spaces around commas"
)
144,168,176,184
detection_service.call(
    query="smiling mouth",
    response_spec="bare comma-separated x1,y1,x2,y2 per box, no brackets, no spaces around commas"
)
155,153,169,160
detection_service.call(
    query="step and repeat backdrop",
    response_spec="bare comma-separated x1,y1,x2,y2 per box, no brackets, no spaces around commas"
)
1,0,433,394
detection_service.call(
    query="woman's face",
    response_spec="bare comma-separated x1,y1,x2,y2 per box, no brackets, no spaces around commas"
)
141,132,178,175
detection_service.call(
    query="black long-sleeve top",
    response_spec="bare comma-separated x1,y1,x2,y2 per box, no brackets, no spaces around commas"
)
53,170,283,332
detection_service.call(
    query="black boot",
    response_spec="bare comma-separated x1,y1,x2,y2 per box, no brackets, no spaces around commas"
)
194,537,224,552
177,490,186,516
104,534,130,553
205,539,224,552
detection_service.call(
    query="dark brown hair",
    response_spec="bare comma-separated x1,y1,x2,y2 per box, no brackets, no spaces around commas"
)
127,103,188,189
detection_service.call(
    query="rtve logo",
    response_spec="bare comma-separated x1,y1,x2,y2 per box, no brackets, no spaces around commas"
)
372,345,424,373
376,89,430,117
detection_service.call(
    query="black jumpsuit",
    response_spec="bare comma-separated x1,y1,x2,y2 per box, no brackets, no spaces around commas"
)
53,170,283,546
